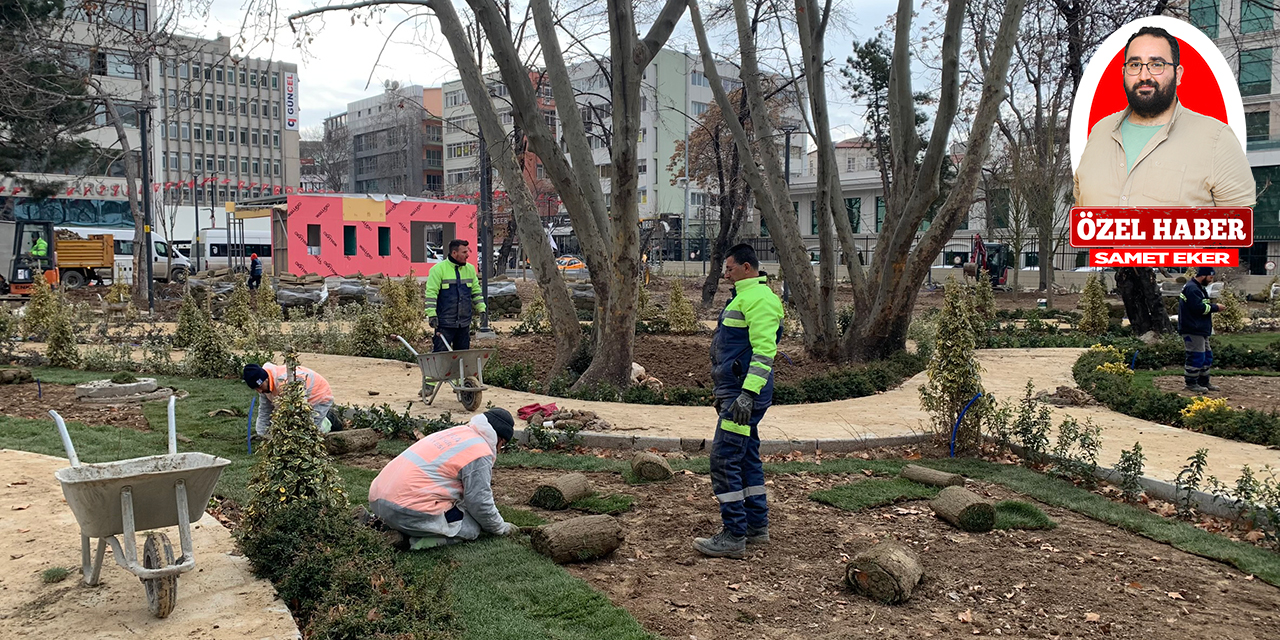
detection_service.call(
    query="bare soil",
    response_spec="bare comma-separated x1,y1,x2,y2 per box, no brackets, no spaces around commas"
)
0,382,150,431
491,466,1280,640
1154,376,1280,413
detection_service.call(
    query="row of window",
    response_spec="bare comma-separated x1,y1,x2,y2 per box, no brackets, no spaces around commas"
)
162,187,279,205
164,60,282,91
1190,0,1272,39
304,224,395,258
67,1,148,31
164,90,283,119
70,48,141,80
758,197,942,237
162,123,281,148
160,152,281,177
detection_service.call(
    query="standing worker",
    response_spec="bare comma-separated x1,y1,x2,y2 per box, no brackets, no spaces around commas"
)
695,243,784,559
247,252,263,290
367,408,519,549
424,239,485,352
242,362,334,437
1179,267,1221,393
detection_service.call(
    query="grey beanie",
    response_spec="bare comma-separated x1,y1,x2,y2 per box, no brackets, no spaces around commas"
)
483,408,515,443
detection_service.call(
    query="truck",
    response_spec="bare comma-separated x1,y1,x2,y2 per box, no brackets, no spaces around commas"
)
0,221,116,295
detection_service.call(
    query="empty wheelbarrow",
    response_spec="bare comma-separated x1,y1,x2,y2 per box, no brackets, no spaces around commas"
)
393,334,495,412
51,396,231,618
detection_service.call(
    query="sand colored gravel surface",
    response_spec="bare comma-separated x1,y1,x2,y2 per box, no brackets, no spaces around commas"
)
0,449,299,640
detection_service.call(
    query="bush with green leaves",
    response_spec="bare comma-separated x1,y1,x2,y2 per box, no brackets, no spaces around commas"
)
45,294,80,369
919,278,987,452
223,281,254,332
242,354,348,537
346,304,388,358
0,305,17,364
1215,287,1246,333
173,290,202,349
971,269,996,328
1175,448,1210,519
22,267,57,338
1011,381,1052,467
907,309,939,361
381,272,424,343
342,402,420,439
666,280,700,334
511,294,550,335
254,278,284,322
180,302,237,379
1115,442,1146,503
1077,273,1110,336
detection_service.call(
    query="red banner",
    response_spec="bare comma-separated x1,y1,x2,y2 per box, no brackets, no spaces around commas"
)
1088,249,1238,267
1070,207,1252,248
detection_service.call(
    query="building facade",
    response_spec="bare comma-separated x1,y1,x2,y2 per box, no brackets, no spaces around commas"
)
335,84,443,196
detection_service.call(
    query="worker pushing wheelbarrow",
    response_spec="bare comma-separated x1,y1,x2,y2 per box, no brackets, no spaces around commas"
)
50,396,230,618
394,333,495,412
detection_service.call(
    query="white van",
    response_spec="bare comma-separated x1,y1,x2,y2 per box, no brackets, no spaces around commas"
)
57,226,191,284
190,228,273,274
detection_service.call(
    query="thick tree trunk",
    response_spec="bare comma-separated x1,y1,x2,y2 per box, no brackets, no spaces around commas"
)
840,289,915,361
1114,267,1172,335
630,452,674,481
529,473,595,510
845,540,923,604
529,514,624,563
901,464,965,488
929,486,995,532
324,428,380,455
700,199,744,306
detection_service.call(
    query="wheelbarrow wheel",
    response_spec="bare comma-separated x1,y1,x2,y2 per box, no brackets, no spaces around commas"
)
458,376,483,412
142,532,177,619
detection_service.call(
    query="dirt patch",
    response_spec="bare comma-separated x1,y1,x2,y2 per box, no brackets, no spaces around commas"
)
1154,375,1280,413
0,382,150,430
483,467,1279,640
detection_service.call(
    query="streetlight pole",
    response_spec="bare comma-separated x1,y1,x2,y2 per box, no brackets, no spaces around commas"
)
780,124,798,304
138,105,155,312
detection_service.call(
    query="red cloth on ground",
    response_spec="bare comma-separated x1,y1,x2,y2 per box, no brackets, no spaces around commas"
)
517,402,558,421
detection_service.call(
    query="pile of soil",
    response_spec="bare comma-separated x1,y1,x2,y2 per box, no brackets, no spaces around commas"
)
1154,375,1280,413
492,467,1280,639
0,382,149,430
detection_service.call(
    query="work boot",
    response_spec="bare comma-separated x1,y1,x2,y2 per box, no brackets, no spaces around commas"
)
383,529,410,551
745,525,770,546
351,506,375,527
1199,378,1220,392
693,530,746,559
1184,384,1209,393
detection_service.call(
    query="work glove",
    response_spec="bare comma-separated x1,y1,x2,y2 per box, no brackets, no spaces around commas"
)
730,389,757,426
429,316,439,329
499,521,521,536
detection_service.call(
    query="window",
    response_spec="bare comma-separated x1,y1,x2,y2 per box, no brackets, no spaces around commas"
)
240,128,248,144
344,225,357,256
810,201,819,234
166,59,176,77
847,156,857,172
691,101,709,117
215,66,224,82
273,159,281,176
875,197,886,233
160,153,167,170
216,127,225,142
181,122,190,140
1240,48,1272,97
239,98,248,114
192,63,202,78
444,90,468,107
205,126,213,140
217,156,226,172
251,100,259,117
271,72,279,89
865,157,876,171
250,72,257,88
204,94,213,110
181,153,191,170
205,154,214,170
424,148,443,168
638,158,647,174
691,70,710,87
194,156,203,171
846,198,861,233
447,142,478,158
251,130,259,145
1243,0,1272,35
307,224,321,255
226,68,235,84
229,155,237,173
639,128,646,144
640,95,648,112
273,132,280,148
272,102,279,118
216,95,224,112
239,68,247,85
1191,0,1219,39
179,92,189,109
378,227,391,256
168,121,178,138
252,159,260,175
179,62,189,79
1247,111,1270,142
690,191,708,207
167,90,177,108
638,188,647,204
193,126,202,141
241,157,249,173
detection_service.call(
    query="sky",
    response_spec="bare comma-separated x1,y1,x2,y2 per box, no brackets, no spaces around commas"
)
186,0,901,137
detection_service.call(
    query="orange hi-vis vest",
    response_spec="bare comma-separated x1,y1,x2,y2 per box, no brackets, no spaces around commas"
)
368,421,496,515
261,362,333,405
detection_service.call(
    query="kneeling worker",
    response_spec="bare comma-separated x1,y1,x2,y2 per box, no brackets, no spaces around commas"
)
242,362,335,437
368,408,518,549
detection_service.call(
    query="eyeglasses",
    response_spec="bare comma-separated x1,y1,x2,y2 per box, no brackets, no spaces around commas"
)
1123,60,1170,76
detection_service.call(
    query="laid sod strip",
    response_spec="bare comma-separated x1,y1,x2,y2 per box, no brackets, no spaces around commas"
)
414,538,655,640
810,478,940,512
500,505,548,528
570,493,635,515
994,500,1057,531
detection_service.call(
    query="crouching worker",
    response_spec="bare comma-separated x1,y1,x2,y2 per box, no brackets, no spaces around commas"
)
367,408,519,550
242,362,335,437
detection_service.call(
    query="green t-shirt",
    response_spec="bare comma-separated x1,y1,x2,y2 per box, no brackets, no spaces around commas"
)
1120,118,1165,173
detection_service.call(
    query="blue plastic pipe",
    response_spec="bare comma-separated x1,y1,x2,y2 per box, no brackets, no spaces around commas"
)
1131,349,1139,370
950,393,985,458
36,378,42,399
247,396,257,454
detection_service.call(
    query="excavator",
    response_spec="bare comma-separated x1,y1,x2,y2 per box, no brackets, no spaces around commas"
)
962,233,1012,289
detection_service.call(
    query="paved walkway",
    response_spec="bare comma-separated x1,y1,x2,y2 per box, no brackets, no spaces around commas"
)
0,450,299,640
307,347,1280,487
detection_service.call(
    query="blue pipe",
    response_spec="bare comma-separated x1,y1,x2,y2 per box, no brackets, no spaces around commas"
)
247,396,257,454
950,393,984,458
1130,349,1139,370
36,379,42,399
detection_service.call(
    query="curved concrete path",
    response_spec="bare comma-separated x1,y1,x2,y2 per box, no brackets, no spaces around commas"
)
0,450,299,639
305,347,1280,486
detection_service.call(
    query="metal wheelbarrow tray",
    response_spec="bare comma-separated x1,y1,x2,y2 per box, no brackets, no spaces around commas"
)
51,397,231,618
393,334,495,412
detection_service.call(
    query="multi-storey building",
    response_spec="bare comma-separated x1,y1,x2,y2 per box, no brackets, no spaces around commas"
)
152,34,301,207
333,84,443,195
439,72,553,198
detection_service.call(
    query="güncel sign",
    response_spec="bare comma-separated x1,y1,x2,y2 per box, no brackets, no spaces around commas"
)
284,72,300,131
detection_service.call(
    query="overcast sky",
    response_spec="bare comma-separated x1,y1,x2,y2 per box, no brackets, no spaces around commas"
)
188,0,901,138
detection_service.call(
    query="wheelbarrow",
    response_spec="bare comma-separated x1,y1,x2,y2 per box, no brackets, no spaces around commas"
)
393,334,495,412
50,396,231,618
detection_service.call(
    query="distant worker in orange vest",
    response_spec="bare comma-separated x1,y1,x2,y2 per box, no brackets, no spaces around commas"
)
242,362,335,438
367,408,518,550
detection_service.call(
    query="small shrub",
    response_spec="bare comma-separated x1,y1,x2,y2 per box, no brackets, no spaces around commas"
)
972,269,996,324
41,567,71,584
1115,442,1146,503
22,267,57,338
485,355,539,393
381,273,424,343
1215,287,1246,333
1012,381,1052,466
666,281,699,334
1095,361,1134,378
1051,416,1081,478
907,309,939,361
512,295,550,335
919,278,987,452
1076,418,1103,487
346,304,388,358
173,290,202,349
181,310,237,379
523,416,585,450
224,281,254,331
45,297,80,369
110,371,138,384
343,403,419,439
1077,273,1109,336
1175,448,1210,518
254,278,284,322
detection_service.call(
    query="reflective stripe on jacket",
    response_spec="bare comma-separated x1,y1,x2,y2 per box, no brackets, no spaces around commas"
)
424,258,486,328
31,238,48,256
710,275,784,403
1178,279,1216,337
368,419,497,516
261,362,333,405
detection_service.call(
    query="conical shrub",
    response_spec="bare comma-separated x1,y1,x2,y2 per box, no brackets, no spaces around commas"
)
667,281,699,334
919,277,986,452
1077,273,1109,336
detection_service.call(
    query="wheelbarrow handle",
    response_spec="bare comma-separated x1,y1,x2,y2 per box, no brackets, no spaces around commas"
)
391,334,420,356
49,409,80,468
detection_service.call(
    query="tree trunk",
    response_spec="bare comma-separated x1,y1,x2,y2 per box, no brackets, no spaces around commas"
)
529,472,595,510
845,540,923,604
323,428,380,455
1114,267,1171,335
94,85,145,303
529,514,624,563
840,290,915,360
630,451,674,481
901,464,965,488
929,486,995,532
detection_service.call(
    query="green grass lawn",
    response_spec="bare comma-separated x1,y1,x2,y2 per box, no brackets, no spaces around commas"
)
1134,367,1280,389
1212,332,1280,350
